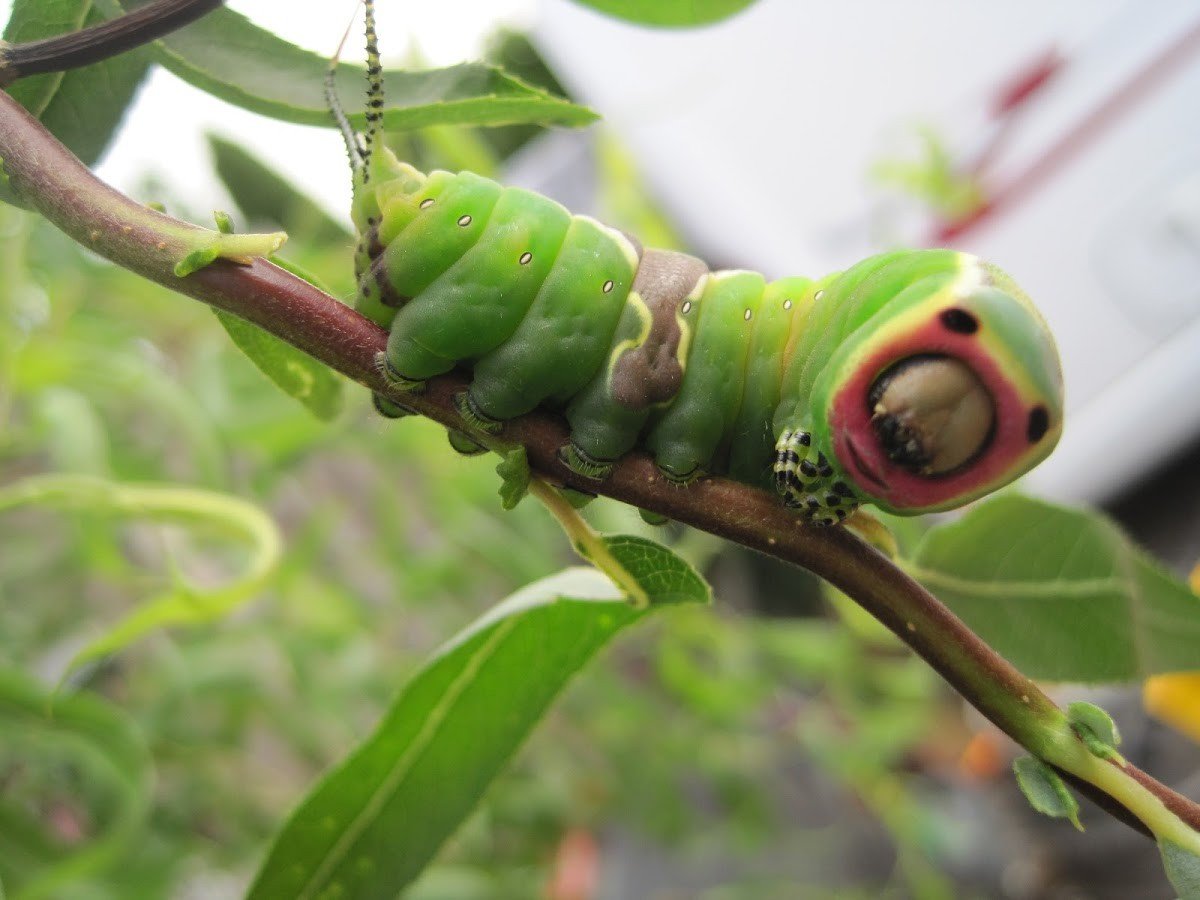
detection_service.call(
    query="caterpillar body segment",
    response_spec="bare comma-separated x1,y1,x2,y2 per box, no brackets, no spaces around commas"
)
727,274,819,486
643,269,764,483
353,150,1064,525
384,187,573,382
470,215,641,421
563,249,707,475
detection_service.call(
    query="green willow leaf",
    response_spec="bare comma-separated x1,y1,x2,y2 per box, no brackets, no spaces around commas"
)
249,536,709,900
907,494,1200,683
568,0,759,26
204,137,352,418
1,0,151,208
0,669,152,900
96,1,596,130
214,309,344,422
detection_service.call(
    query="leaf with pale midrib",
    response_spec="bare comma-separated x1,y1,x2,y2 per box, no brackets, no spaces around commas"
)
94,1,596,131
908,493,1200,682
249,535,708,900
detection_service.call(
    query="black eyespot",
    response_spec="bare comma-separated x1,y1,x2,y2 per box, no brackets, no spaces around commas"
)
940,308,979,334
1027,406,1050,443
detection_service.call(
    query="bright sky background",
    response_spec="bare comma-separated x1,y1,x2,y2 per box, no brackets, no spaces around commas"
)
0,0,537,220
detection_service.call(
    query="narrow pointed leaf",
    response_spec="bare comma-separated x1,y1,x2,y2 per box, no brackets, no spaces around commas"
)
96,1,596,130
214,309,344,422
249,536,708,900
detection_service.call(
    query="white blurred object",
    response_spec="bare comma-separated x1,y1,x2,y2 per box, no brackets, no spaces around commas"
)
535,0,1200,505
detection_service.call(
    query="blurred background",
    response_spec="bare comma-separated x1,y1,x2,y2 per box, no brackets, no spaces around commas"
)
1,1,1198,897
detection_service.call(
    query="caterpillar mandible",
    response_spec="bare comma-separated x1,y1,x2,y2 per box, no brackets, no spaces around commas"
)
335,2,1064,526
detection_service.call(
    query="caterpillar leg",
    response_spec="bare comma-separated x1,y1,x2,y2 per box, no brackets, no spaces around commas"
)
773,427,859,526
454,391,503,435
639,508,670,526
383,326,454,387
559,380,648,482
558,486,597,509
655,460,702,485
372,392,415,418
374,350,426,393
558,442,615,482
447,429,488,456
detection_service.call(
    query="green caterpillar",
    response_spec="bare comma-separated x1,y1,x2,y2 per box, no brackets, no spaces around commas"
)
336,3,1063,526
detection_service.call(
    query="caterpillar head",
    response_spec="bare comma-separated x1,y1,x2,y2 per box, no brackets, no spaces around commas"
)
808,253,1063,517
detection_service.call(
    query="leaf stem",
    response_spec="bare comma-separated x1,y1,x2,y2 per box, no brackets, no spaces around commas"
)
1,88,1197,846
528,478,650,609
1051,735,1200,854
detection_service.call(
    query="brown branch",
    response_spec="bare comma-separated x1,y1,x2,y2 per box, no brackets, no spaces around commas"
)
0,88,1197,843
0,0,224,87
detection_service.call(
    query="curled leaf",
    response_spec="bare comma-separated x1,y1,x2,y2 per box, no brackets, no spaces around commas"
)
0,474,282,677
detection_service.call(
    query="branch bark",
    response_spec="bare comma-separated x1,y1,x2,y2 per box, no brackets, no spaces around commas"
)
0,0,224,87
1,88,1197,846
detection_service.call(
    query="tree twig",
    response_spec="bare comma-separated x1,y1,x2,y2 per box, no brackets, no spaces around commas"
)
0,88,1197,848
0,0,224,87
